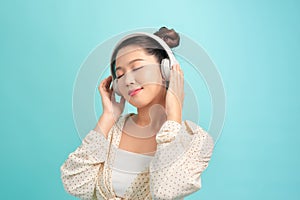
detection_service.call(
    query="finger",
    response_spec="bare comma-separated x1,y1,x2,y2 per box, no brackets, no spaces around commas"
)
177,64,183,74
176,65,183,74
173,64,178,71
173,64,181,75
175,64,183,77
105,76,112,89
99,76,112,96
98,80,106,94
99,76,109,88
174,65,181,78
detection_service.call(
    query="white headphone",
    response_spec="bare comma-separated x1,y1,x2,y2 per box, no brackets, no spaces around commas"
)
110,32,178,96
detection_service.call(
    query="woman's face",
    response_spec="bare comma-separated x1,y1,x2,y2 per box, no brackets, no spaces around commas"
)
115,45,166,108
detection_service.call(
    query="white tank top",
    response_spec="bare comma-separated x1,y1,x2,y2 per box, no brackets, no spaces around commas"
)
111,148,154,198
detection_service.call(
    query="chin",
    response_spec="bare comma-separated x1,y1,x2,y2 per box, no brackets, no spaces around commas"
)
125,94,153,109
127,99,150,109
128,97,165,110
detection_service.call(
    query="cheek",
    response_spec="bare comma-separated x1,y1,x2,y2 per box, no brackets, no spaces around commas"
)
136,68,163,86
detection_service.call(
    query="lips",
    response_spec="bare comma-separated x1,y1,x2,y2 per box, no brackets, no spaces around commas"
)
128,87,143,96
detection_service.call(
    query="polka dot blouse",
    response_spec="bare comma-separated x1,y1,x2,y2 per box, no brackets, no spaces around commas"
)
60,113,214,200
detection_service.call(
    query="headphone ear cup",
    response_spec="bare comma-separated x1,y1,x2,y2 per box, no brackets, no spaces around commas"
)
112,79,122,96
161,58,171,81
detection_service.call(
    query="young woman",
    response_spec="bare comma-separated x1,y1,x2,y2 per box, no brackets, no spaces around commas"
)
60,27,214,200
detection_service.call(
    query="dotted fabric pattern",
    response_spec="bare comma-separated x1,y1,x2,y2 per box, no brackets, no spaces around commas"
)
60,113,214,200
149,120,214,199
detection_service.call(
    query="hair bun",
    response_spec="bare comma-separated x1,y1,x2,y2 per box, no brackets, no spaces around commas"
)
154,27,180,48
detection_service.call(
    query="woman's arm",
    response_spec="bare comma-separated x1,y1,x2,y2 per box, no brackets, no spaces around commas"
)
94,113,116,139
60,75,125,199
149,120,214,200
60,126,109,200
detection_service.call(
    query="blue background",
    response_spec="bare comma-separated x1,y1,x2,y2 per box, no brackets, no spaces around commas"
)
1,0,299,199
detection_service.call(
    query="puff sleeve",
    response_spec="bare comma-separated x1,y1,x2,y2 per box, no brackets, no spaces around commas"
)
149,120,214,200
60,130,109,200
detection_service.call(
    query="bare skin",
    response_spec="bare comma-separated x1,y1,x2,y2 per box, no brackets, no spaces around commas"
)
94,45,184,156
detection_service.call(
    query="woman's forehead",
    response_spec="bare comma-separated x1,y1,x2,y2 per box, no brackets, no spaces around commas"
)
115,45,156,67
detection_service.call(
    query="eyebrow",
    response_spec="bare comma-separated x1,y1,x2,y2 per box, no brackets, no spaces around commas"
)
115,58,145,71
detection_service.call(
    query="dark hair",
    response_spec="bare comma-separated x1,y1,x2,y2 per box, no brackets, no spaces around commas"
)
110,27,180,79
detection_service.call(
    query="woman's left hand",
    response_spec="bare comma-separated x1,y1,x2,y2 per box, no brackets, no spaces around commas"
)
165,63,184,124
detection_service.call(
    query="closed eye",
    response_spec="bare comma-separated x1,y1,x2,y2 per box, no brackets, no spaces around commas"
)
132,66,144,71
116,66,144,79
116,74,124,79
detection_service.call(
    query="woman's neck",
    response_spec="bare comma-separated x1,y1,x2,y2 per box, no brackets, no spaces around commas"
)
125,87,168,137
134,103,167,127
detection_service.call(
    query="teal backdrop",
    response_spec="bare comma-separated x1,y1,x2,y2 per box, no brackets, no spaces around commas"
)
1,0,299,199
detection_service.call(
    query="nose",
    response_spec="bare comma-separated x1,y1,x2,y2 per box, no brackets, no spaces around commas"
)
124,71,136,86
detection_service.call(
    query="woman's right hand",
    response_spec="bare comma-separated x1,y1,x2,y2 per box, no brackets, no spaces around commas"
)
98,76,125,120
